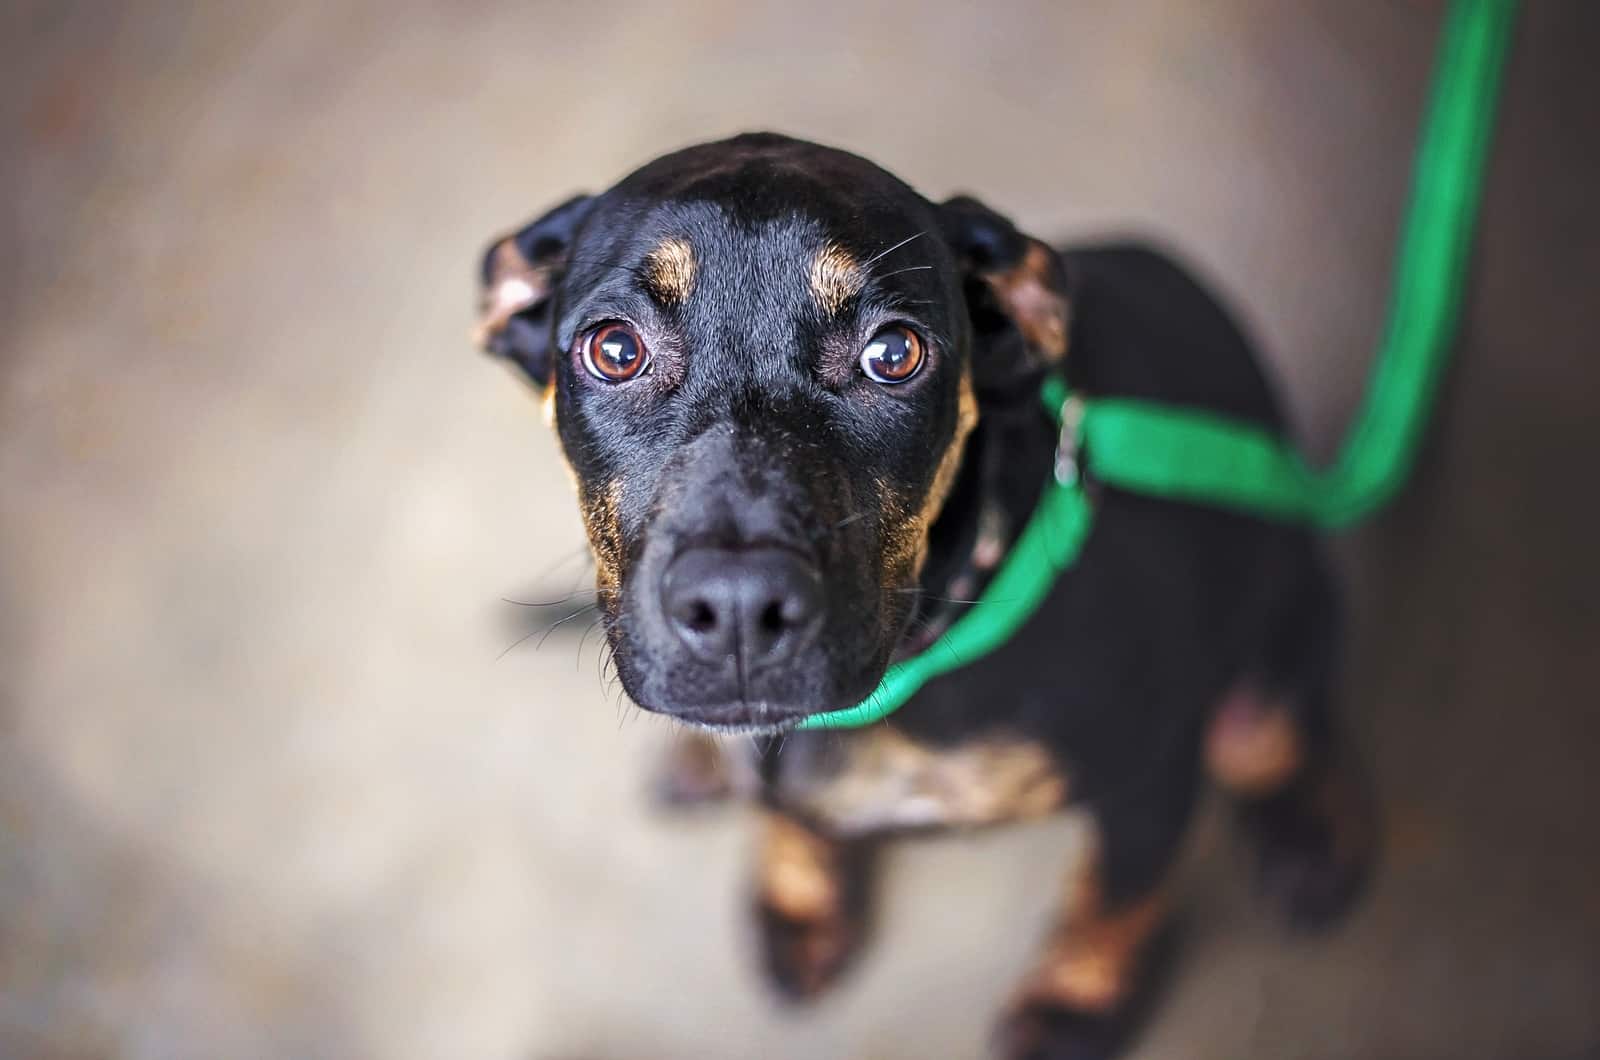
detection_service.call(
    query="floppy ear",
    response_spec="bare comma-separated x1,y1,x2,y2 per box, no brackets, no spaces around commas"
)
475,194,594,389
938,195,1072,393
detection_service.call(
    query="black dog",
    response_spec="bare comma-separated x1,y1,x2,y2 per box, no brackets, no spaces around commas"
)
476,133,1373,1059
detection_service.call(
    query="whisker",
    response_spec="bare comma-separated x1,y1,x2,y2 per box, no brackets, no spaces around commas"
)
862,231,927,269
874,264,935,280
833,510,868,530
496,627,541,661
499,602,596,661
502,588,598,608
532,603,600,654
523,542,594,585
576,615,606,670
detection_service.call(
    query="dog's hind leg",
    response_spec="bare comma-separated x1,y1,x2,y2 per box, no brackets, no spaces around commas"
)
752,810,878,1002
1205,549,1376,930
998,758,1197,1060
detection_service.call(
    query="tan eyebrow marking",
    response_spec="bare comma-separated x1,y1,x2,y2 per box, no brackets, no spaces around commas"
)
642,237,696,305
809,242,865,315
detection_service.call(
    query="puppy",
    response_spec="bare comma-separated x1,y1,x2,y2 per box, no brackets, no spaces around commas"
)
476,133,1373,1059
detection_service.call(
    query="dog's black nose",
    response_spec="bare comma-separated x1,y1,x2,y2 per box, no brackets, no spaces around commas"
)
660,547,823,669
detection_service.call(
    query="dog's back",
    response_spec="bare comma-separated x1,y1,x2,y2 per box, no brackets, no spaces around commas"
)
1063,243,1286,431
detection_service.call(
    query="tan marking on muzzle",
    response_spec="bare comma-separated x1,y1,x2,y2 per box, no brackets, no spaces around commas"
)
877,480,919,587
578,478,625,594
809,242,865,315
643,237,696,305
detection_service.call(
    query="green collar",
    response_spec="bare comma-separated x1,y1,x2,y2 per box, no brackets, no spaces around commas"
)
800,0,1516,731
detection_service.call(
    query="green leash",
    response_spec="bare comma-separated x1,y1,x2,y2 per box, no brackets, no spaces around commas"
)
801,0,1517,731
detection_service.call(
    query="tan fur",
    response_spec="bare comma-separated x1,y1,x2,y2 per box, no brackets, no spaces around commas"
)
809,242,864,315
578,479,625,594
878,369,981,586
777,727,1068,837
1204,691,1305,797
876,479,919,587
1018,834,1170,1014
540,383,557,428
985,241,1070,362
758,813,843,920
643,237,696,305
474,236,557,349
917,369,981,536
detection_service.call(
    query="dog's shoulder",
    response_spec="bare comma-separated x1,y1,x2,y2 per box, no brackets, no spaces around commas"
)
1059,242,1288,434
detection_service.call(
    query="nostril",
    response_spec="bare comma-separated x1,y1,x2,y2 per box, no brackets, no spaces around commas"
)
660,547,822,665
687,599,719,634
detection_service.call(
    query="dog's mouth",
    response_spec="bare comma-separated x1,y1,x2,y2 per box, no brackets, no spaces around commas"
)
608,596,901,734
655,700,820,735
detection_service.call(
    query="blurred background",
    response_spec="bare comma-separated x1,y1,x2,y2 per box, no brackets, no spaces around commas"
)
2,1,1596,1057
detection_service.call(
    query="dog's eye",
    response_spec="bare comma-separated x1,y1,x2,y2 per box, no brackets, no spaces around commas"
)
581,323,649,382
859,326,926,384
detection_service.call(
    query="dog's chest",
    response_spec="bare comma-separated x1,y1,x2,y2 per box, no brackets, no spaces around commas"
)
761,727,1068,838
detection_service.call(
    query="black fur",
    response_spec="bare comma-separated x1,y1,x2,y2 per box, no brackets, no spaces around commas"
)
476,133,1370,1058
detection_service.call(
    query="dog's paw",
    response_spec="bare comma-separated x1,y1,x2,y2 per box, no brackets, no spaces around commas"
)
756,899,867,1002
752,813,875,1002
993,1002,1136,1060
1251,771,1375,933
1255,817,1371,932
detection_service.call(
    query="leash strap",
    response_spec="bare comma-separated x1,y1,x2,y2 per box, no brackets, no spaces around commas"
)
1080,0,1517,529
800,0,1517,731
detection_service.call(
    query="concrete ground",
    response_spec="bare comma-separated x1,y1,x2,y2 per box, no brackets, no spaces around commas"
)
2,1,1596,1057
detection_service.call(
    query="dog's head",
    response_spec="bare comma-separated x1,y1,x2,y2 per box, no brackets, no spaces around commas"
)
477,133,1069,730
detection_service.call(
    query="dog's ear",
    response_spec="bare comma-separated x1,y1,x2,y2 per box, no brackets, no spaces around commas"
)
938,195,1071,394
475,194,595,389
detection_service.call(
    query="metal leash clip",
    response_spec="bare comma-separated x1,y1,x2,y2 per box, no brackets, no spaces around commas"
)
1053,392,1087,487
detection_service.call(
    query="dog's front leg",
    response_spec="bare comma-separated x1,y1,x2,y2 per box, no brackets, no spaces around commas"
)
998,762,1198,1060
753,726,1071,1003
752,809,879,1001
653,732,747,808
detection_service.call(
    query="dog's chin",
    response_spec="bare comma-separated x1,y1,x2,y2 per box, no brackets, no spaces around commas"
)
609,624,901,734
635,699,837,735
671,704,814,735
626,669,888,734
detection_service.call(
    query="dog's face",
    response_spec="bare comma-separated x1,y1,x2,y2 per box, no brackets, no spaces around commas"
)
478,134,1068,730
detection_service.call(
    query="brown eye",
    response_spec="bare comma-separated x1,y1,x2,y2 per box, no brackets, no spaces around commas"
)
859,325,926,384
582,323,649,382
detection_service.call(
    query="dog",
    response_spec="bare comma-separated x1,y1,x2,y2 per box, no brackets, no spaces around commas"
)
475,133,1374,1059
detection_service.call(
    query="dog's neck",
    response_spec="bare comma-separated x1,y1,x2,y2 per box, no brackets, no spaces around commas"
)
900,386,1059,657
